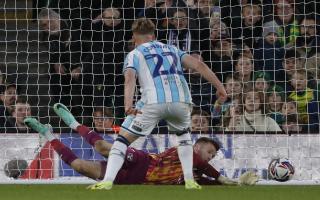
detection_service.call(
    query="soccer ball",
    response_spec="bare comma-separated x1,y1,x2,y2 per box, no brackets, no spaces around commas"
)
268,158,295,182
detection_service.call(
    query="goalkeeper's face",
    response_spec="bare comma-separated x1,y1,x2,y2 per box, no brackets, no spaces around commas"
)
194,143,217,162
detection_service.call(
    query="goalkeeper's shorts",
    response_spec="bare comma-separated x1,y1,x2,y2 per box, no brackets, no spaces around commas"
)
121,101,192,136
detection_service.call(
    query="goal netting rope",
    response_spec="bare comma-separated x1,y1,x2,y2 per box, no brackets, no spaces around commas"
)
0,0,319,184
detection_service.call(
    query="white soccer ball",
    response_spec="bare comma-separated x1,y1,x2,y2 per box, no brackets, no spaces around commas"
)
268,158,295,182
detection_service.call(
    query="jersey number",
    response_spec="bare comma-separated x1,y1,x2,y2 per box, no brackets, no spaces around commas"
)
144,52,182,78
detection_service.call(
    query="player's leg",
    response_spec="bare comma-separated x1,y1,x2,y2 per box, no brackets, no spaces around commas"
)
53,103,112,157
91,103,159,190
166,103,201,189
92,119,139,190
24,118,103,180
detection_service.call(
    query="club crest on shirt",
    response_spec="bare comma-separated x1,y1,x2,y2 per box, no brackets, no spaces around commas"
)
126,152,134,162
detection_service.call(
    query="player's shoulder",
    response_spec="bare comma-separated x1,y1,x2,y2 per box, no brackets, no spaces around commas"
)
125,49,142,60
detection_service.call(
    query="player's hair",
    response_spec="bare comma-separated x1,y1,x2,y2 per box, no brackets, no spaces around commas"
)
291,69,308,79
93,106,114,118
224,74,241,84
195,137,220,151
191,109,210,117
168,7,187,18
242,1,261,11
298,14,318,24
15,96,28,105
38,8,60,20
283,99,297,107
132,18,155,35
284,49,301,59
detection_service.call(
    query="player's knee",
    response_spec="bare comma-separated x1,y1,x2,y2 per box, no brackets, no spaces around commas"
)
174,128,191,136
109,136,130,158
115,135,131,147
176,131,192,146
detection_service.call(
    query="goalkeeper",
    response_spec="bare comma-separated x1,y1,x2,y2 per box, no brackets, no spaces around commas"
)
24,103,258,187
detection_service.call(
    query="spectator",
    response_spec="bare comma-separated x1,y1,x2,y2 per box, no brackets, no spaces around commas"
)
93,107,120,133
218,0,272,42
191,0,218,41
226,88,281,132
266,85,285,124
159,8,200,54
191,109,211,132
39,9,84,116
0,83,18,129
281,100,298,117
240,1,263,48
211,75,242,122
282,50,304,77
234,55,254,88
205,18,230,47
5,97,32,133
280,50,313,92
253,71,271,92
254,21,285,81
220,99,241,131
202,34,234,83
143,0,187,31
82,7,126,119
283,50,316,90
274,0,300,48
296,15,320,79
281,114,302,133
288,69,319,132
136,0,158,18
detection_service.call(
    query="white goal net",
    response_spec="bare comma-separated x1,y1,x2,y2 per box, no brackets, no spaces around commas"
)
0,0,319,184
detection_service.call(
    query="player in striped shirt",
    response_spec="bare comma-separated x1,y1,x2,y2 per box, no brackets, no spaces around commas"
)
24,107,258,186
93,18,227,190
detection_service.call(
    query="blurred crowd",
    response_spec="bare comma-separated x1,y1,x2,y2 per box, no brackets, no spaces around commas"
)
0,0,319,133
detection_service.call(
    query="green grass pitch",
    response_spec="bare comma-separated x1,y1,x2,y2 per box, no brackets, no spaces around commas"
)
0,185,319,200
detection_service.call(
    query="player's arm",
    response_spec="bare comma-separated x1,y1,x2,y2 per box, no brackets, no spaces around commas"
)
124,68,141,115
198,161,258,185
197,160,236,185
181,54,227,102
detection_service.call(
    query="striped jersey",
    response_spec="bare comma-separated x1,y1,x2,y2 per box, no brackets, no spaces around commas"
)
123,41,192,104
144,147,221,185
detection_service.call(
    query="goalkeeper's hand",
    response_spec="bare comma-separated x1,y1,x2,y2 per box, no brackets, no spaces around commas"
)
238,171,259,185
217,175,238,185
217,171,259,186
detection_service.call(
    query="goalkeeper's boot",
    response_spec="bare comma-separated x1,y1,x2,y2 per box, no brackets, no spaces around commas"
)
53,103,77,127
24,118,51,136
185,179,202,190
87,181,113,190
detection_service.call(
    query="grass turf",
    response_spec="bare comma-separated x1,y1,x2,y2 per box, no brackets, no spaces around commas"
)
0,185,319,200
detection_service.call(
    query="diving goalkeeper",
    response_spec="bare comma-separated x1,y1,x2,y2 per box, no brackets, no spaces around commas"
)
24,103,258,186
